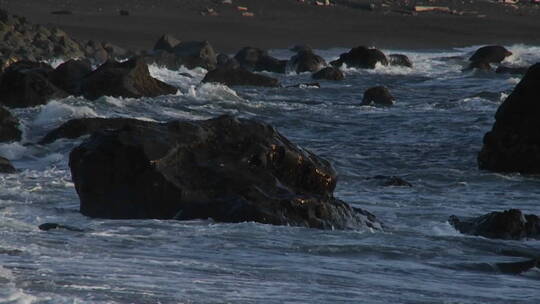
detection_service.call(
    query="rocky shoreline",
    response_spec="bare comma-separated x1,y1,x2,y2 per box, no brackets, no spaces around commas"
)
0,8,539,274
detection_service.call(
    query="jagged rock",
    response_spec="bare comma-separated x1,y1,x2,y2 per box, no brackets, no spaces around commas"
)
388,54,413,68
495,65,528,75
289,50,326,73
80,57,178,100
361,86,395,106
48,59,92,95
312,67,344,80
154,34,181,52
478,63,540,173
331,46,388,69
69,115,382,230
234,47,286,73
0,106,21,142
0,61,67,108
39,117,157,144
0,156,15,173
469,45,512,64
202,66,280,87
449,209,540,240
102,42,128,58
171,40,217,70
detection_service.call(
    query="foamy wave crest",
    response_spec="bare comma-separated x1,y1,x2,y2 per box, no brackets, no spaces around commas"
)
0,142,29,160
504,44,540,67
185,83,244,103
33,100,98,128
148,64,207,90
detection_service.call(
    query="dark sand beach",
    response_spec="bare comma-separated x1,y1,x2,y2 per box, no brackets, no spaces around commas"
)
2,0,540,52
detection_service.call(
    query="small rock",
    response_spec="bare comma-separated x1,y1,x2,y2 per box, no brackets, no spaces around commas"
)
361,86,395,106
312,66,344,80
0,156,16,173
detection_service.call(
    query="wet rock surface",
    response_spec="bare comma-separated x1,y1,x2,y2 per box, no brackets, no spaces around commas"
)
361,86,395,106
449,209,540,240
312,67,344,80
0,106,21,142
478,63,540,173
0,156,16,173
331,46,388,69
69,115,382,230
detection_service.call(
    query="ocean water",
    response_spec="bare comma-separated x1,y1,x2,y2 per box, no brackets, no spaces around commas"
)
1,45,540,304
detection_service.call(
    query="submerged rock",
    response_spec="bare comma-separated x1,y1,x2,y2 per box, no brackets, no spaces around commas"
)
368,175,412,187
331,46,388,69
449,209,540,240
495,258,539,274
312,66,344,80
0,156,16,173
234,47,286,73
69,115,382,230
38,223,85,232
361,86,395,106
202,66,280,87
495,65,528,75
478,63,540,173
388,54,413,68
0,106,21,142
289,50,327,73
0,61,67,108
80,57,178,100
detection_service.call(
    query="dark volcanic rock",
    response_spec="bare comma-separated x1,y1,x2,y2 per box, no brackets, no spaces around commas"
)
202,66,279,87
369,175,412,187
0,106,21,142
234,47,286,73
171,41,217,70
80,57,178,100
0,156,16,173
49,59,92,95
465,60,492,72
388,54,413,68
496,258,539,274
312,67,344,80
289,50,327,73
469,45,512,64
478,63,540,173
449,209,540,240
69,115,382,230
361,86,395,106
331,46,388,69
495,65,528,75
153,34,181,52
38,223,85,232
39,117,157,144
0,61,67,108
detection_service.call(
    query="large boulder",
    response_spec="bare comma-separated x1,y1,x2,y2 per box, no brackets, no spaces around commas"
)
449,209,540,240
69,115,382,230
39,117,156,144
478,63,540,173
234,47,286,73
469,45,512,64
171,40,217,70
202,66,280,87
312,67,344,80
361,86,395,106
331,46,388,69
0,61,67,108
80,57,178,100
153,34,181,52
48,59,92,95
0,106,21,142
289,50,327,73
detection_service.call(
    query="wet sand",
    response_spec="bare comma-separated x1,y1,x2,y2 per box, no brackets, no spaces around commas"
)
2,0,540,53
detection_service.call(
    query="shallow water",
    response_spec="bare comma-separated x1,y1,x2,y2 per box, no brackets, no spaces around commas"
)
1,45,540,304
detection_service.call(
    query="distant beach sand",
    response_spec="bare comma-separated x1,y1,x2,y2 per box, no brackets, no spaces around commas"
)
2,0,540,52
